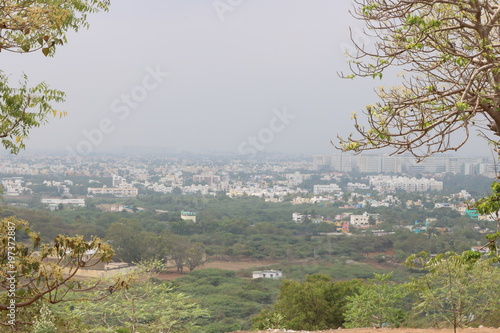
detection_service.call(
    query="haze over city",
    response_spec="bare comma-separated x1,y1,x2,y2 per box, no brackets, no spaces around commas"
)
1,0,491,158
3,1,500,332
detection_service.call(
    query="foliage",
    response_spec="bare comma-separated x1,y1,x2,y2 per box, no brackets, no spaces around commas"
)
32,304,57,333
405,251,500,333
55,278,209,333
0,0,109,154
474,181,500,257
252,309,286,330
106,219,164,263
344,273,410,328
184,242,207,272
338,0,500,160
0,0,109,55
173,269,280,333
253,274,362,330
0,217,126,327
0,73,66,154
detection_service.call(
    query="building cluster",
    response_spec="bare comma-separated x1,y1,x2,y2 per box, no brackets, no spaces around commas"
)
87,186,139,197
87,174,138,197
0,154,495,216
1,177,30,196
313,154,495,176
368,175,443,192
313,184,342,195
292,211,380,230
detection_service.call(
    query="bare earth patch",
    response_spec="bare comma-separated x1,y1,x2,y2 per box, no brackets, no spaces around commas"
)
229,329,500,333
154,259,280,280
202,259,279,271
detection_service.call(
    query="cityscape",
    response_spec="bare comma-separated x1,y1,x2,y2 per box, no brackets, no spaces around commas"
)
3,0,500,332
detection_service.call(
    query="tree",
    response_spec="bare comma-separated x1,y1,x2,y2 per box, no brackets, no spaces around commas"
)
475,181,500,255
168,236,190,273
0,217,126,328
106,220,164,263
405,251,500,333
344,273,409,328
337,0,500,161
253,274,361,330
0,1,114,328
0,0,109,153
337,0,500,261
165,237,207,273
53,263,210,333
184,242,207,272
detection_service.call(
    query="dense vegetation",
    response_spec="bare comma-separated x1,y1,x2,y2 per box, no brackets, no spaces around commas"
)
1,173,499,332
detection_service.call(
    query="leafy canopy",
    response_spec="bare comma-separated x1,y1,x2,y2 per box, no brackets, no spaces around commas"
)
405,251,500,332
0,217,127,327
344,273,409,328
338,0,500,160
0,0,109,153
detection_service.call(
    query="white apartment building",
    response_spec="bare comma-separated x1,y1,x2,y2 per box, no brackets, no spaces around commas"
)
350,212,370,228
357,155,383,173
350,212,380,228
313,184,341,195
369,176,443,192
346,182,370,191
112,175,128,187
88,186,138,197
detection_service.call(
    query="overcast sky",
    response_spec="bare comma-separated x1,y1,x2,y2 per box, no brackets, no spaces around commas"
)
2,0,492,158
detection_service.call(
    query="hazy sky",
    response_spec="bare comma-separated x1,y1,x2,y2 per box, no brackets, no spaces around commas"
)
2,0,492,158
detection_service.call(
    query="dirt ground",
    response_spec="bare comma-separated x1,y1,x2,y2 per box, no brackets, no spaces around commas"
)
154,259,280,280
229,328,500,333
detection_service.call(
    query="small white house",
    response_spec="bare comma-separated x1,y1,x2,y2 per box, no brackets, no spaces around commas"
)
252,269,283,279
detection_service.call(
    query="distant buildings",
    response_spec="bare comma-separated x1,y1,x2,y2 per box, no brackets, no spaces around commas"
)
41,198,86,210
193,174,221,184
292,212,305,223
112,174,128,187
1,177,29,196
346,182,370,191
313,154,495,177
87,186,138,197
313,184,341,195
369,175,443,192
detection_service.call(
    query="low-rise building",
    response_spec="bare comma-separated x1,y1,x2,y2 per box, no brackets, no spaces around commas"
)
350,212,380,228
41,198,86,210
87,186,138,197
313,184,341,195
252,270,282,279
181,211,197,222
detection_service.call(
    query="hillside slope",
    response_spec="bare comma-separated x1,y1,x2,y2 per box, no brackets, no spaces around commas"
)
230,328,500,333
